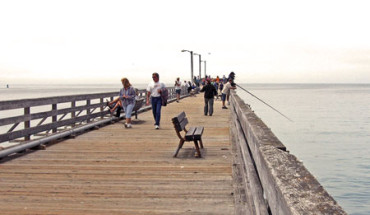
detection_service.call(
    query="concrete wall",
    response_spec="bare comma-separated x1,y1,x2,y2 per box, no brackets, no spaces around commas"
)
230,91,347,215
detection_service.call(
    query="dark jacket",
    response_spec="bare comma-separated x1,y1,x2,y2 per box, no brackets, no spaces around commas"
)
160,87,168,106
200,83,217,99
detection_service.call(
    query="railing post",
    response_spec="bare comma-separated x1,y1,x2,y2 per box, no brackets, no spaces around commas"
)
100,98,104,119
52,104,57,133
24,107,30,141
71,101,76,127
86,99,91,123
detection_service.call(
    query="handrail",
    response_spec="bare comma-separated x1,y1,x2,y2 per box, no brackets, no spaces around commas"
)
0,86,192,158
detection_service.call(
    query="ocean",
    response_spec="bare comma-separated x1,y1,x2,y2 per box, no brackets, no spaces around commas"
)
237,83,369,215
1,83,369,215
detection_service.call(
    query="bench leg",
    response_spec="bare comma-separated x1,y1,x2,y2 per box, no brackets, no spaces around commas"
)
199,138,204,149
194,140,201,158
173,139,185,157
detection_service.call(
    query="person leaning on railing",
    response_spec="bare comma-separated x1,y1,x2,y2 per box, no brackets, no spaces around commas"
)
221,78,236,109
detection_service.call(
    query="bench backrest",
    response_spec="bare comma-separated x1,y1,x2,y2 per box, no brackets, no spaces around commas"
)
172,111,188,132
133,98,144,111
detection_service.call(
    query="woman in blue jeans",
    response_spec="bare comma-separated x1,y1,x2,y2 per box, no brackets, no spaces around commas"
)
119,78,136,128
107,78,136,128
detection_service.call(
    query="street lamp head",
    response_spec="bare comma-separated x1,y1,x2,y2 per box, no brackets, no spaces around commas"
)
181,49,187,52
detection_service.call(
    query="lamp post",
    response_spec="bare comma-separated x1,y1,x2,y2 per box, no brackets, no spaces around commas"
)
193,53,201,80
181,49,194,82
203,60,207,78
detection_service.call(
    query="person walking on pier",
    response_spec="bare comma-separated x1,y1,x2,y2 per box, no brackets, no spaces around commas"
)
107,78,136,128
221,78,236,109
120,78,136,128
201,79,218,116
174,77,181,102
146,73,166,129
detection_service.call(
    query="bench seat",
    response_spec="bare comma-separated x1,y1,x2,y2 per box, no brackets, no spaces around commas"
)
185,126,204,141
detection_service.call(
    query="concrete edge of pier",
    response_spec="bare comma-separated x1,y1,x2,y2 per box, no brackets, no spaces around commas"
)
230,91,347,215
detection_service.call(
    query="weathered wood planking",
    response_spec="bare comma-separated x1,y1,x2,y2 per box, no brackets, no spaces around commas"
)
0,95,237,214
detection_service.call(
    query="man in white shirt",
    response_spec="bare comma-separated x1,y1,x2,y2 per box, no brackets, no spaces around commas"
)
174,77,181,102
221,79,236,109
146,73,166,129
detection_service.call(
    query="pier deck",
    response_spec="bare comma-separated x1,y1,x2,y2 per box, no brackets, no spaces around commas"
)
0,95,235,214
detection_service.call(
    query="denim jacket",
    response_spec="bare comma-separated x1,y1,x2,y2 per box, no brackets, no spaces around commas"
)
119,86,136,106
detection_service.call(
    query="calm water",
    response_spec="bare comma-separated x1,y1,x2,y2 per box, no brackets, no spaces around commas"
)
1,83,369,214
237,84,369,215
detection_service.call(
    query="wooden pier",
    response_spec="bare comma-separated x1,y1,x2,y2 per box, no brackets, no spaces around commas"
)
0,95,237,214
0,90,347,214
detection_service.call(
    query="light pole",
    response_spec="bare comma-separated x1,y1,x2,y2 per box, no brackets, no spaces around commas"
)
181,50,194,82
202,60,207,78
193,53,201,80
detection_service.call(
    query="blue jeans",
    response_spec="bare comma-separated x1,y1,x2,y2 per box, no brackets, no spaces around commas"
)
204,98,214,116
123,102,135,118
151,97,162,126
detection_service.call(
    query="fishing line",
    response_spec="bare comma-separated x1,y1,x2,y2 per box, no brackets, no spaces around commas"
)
235,84,294,122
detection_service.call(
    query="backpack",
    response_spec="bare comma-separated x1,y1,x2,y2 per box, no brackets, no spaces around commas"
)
161,87,168,106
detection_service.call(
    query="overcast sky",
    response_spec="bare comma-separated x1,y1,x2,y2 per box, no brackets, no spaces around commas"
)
1,0,370,85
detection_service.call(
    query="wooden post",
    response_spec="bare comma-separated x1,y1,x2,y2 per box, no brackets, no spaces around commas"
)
86,99,91,123
24,107,30,141
100,98,104,119
71,101,76,127
52,104,57,133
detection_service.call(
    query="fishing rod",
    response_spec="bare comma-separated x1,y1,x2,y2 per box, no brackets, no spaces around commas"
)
235,84,294,122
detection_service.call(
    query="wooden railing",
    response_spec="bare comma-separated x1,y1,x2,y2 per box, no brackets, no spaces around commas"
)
229,90,347,215
0,86,191,157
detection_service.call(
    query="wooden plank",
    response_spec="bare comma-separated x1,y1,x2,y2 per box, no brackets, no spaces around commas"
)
179,117,188,131
0,92,117,111
230,104,269,214
0,111,107,142
0,94,236,214
171,117,181,132
176,111,186,123
185,126,196,141
0,102,104,126
193,126,204,139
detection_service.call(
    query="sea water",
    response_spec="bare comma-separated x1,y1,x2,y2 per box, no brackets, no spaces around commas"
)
237,84,369,215
0,83,369,215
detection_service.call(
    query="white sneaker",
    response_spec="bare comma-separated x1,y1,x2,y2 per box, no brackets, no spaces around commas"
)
155,125,159,129
126,123,132,128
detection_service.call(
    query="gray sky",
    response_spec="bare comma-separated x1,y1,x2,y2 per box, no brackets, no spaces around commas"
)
1,0,370,84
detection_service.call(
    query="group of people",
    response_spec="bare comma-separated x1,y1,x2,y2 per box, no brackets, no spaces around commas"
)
200,72,236,116
107,71,236,129
107,73,166,130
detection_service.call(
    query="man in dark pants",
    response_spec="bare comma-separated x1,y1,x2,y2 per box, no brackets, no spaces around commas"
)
146,73,166,129
200,80,218,116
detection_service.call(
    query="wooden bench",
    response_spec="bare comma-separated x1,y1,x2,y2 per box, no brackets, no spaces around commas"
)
172,112,204,158
133,98,144,119
106,98,144,119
